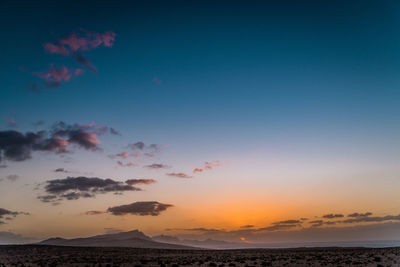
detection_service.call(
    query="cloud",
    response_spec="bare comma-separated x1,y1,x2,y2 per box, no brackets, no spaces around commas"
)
38,176,142,203
322,214,344,219
54,168,69,173
110,128,121,136
192,160,229,173
109,151,142,160
240,225,255,229
0,122,116,163
107,201,173,216
257,224,300,232
72,53,97,73
272,220,302,225
309,220,324,227
85,210,104,215
347,212,373,218
0,208,29,224
127,142,161,153
166,172,193,178
109,142,159,166
33,65,84,88
125,178,157,185
44,30,116,55
341,214,400,224
167,228,224,233
116,161,136,167
144,163,170,170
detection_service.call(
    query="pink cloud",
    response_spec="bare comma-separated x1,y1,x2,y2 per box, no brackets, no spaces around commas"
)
192,160,230,173
192,168,203,173
34,65,84,87
44,30,116,55
43,43,69,55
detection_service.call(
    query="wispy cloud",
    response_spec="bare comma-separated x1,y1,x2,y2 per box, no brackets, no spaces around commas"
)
54,168,70,173
43,30,116,73
33,65,84,88
192,160,229,173
166,172,193,178
44,30,116,55
0,208,29,225
144,163,170,170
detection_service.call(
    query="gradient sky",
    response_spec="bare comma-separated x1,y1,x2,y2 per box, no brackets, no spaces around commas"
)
1,0,400,243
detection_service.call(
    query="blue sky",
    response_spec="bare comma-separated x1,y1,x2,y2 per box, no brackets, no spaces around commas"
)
1,0,400,242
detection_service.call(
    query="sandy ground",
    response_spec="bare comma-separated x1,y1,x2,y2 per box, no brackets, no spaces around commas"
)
0,245,399,266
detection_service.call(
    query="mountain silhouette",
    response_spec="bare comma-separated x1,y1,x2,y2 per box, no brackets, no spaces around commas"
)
38,230,195,249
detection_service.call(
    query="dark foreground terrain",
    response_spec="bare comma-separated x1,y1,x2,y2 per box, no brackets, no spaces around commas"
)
1,245,400,266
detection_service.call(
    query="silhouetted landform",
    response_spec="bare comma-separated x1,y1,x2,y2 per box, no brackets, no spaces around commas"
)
36,229,400,250
1,245,400,266
37,230,194,249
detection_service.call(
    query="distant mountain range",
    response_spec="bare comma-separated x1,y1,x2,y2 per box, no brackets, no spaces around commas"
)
36,229,400,249
38,230,196,249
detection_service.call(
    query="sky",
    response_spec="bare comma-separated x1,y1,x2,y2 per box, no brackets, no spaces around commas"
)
1,0,400,244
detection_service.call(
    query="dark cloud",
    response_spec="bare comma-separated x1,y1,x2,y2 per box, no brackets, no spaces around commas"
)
38,176,142,203
0,122,117,163
116,161,136,167
72,53,97,73
0,208,29,224
54,168,69,173
110,128,121,136
166,172,193,178
272,220,301,225
240,225,255,229
128,141,145,150
85,210,104,215
37,195,59,203
127,142,161,152
144,164,170,170
322,214,344,219
125,179,157,185
347,212,373,218
107,201,173,216
341,214,400,224
257,224,299,232
309,220,324,227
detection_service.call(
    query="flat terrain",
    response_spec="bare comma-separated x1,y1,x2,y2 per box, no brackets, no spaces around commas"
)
0,245,400,266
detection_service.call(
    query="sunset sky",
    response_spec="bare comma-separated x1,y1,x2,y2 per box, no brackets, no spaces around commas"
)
1,0,400,244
